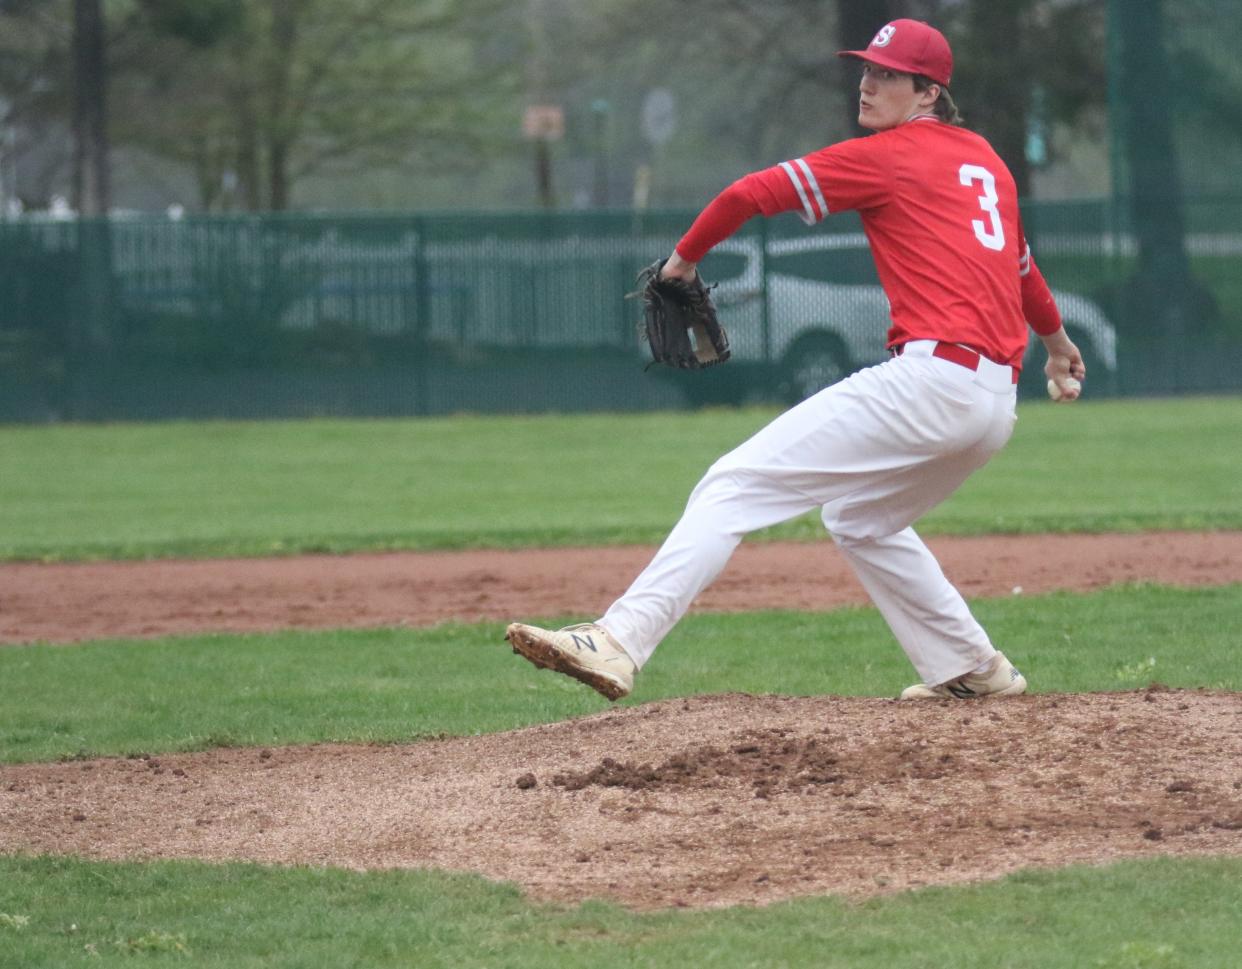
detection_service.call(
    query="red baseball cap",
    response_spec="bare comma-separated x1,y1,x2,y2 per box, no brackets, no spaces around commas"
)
837,19,953,87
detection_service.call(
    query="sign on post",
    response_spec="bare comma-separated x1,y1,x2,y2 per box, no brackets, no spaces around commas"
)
641,89,677,147
523,105,565,142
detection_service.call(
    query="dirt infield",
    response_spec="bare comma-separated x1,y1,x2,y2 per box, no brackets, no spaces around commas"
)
4,531,1242,644
3,531,1242,909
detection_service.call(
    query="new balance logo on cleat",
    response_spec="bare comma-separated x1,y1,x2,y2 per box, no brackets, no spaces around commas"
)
504,621,637,701
570,633,598,653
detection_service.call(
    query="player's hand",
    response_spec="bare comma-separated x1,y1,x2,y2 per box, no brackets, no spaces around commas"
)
1040,326,1086,399
660,251,698,282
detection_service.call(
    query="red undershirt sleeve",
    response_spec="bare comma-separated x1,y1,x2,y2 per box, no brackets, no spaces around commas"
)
1021,254,1062,336
1016,218,1062,336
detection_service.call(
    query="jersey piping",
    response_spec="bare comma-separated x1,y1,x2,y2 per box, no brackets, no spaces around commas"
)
779,160,828,224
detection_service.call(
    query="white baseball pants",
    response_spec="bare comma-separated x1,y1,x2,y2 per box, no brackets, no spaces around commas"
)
599,340,1019,687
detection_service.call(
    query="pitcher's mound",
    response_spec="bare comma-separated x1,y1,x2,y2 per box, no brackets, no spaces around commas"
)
3,690,1241,909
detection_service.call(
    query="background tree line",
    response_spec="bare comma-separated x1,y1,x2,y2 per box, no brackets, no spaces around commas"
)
0,0,1120,215
0,0,521,214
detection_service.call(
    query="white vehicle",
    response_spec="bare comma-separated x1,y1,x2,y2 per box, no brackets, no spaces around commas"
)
698,233,1118,404
113,222,1113,406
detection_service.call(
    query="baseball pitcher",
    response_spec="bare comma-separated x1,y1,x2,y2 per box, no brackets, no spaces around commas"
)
507,19,1085,702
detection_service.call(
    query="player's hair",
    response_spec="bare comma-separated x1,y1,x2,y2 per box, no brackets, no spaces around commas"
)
913,75,963,126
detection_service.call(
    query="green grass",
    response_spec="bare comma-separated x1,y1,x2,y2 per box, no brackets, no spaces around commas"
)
1,396,1240,561
2,583,1238,764
3,402,1240,964
3,588,1241,965
1,854,1239,968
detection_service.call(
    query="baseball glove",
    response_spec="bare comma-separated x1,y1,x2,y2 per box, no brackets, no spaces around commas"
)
631,260,730,370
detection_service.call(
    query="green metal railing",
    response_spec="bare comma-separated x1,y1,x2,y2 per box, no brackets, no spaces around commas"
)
2,200,1241,422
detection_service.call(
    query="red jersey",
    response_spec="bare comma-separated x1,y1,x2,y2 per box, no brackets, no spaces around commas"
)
675,117,1061,367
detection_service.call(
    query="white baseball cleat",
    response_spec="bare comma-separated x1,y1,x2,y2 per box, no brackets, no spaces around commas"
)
899,652,1027,700
505,622,636,701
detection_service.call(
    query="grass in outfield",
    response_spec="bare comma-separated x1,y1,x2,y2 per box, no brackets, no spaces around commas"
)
0,854,1239,968
2,583,1238,764
1,395,1240,561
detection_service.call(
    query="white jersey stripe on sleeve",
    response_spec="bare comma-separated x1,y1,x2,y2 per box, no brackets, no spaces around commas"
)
779,161,817,225
1019,242,1032,277
794,157,828,221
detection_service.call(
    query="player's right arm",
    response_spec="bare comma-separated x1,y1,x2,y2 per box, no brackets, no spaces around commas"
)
1018,224,1085,397
1039,326,1085,398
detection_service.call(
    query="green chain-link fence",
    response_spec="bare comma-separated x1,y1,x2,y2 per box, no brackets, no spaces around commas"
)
2,197,1240,423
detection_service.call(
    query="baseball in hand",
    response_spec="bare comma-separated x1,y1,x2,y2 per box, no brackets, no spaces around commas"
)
1047,377,1081,401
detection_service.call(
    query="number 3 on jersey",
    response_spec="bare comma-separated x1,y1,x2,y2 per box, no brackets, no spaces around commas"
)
959,164,1006,252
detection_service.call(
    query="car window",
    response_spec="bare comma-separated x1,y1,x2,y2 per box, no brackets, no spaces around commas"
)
768,248,881,285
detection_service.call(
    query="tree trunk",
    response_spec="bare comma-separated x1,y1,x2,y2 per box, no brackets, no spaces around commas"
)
961,0,1030,196
265,0,298,211
71,0,110,216
235,88,262,211
1114,0,1195,334
69,0,117,398
269,139,289,211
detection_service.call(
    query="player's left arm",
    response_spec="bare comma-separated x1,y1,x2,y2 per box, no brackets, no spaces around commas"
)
664,140,889,282
662,166,804,281
660,180,759,280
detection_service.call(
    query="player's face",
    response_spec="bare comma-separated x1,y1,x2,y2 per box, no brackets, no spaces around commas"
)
857,62,926,130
